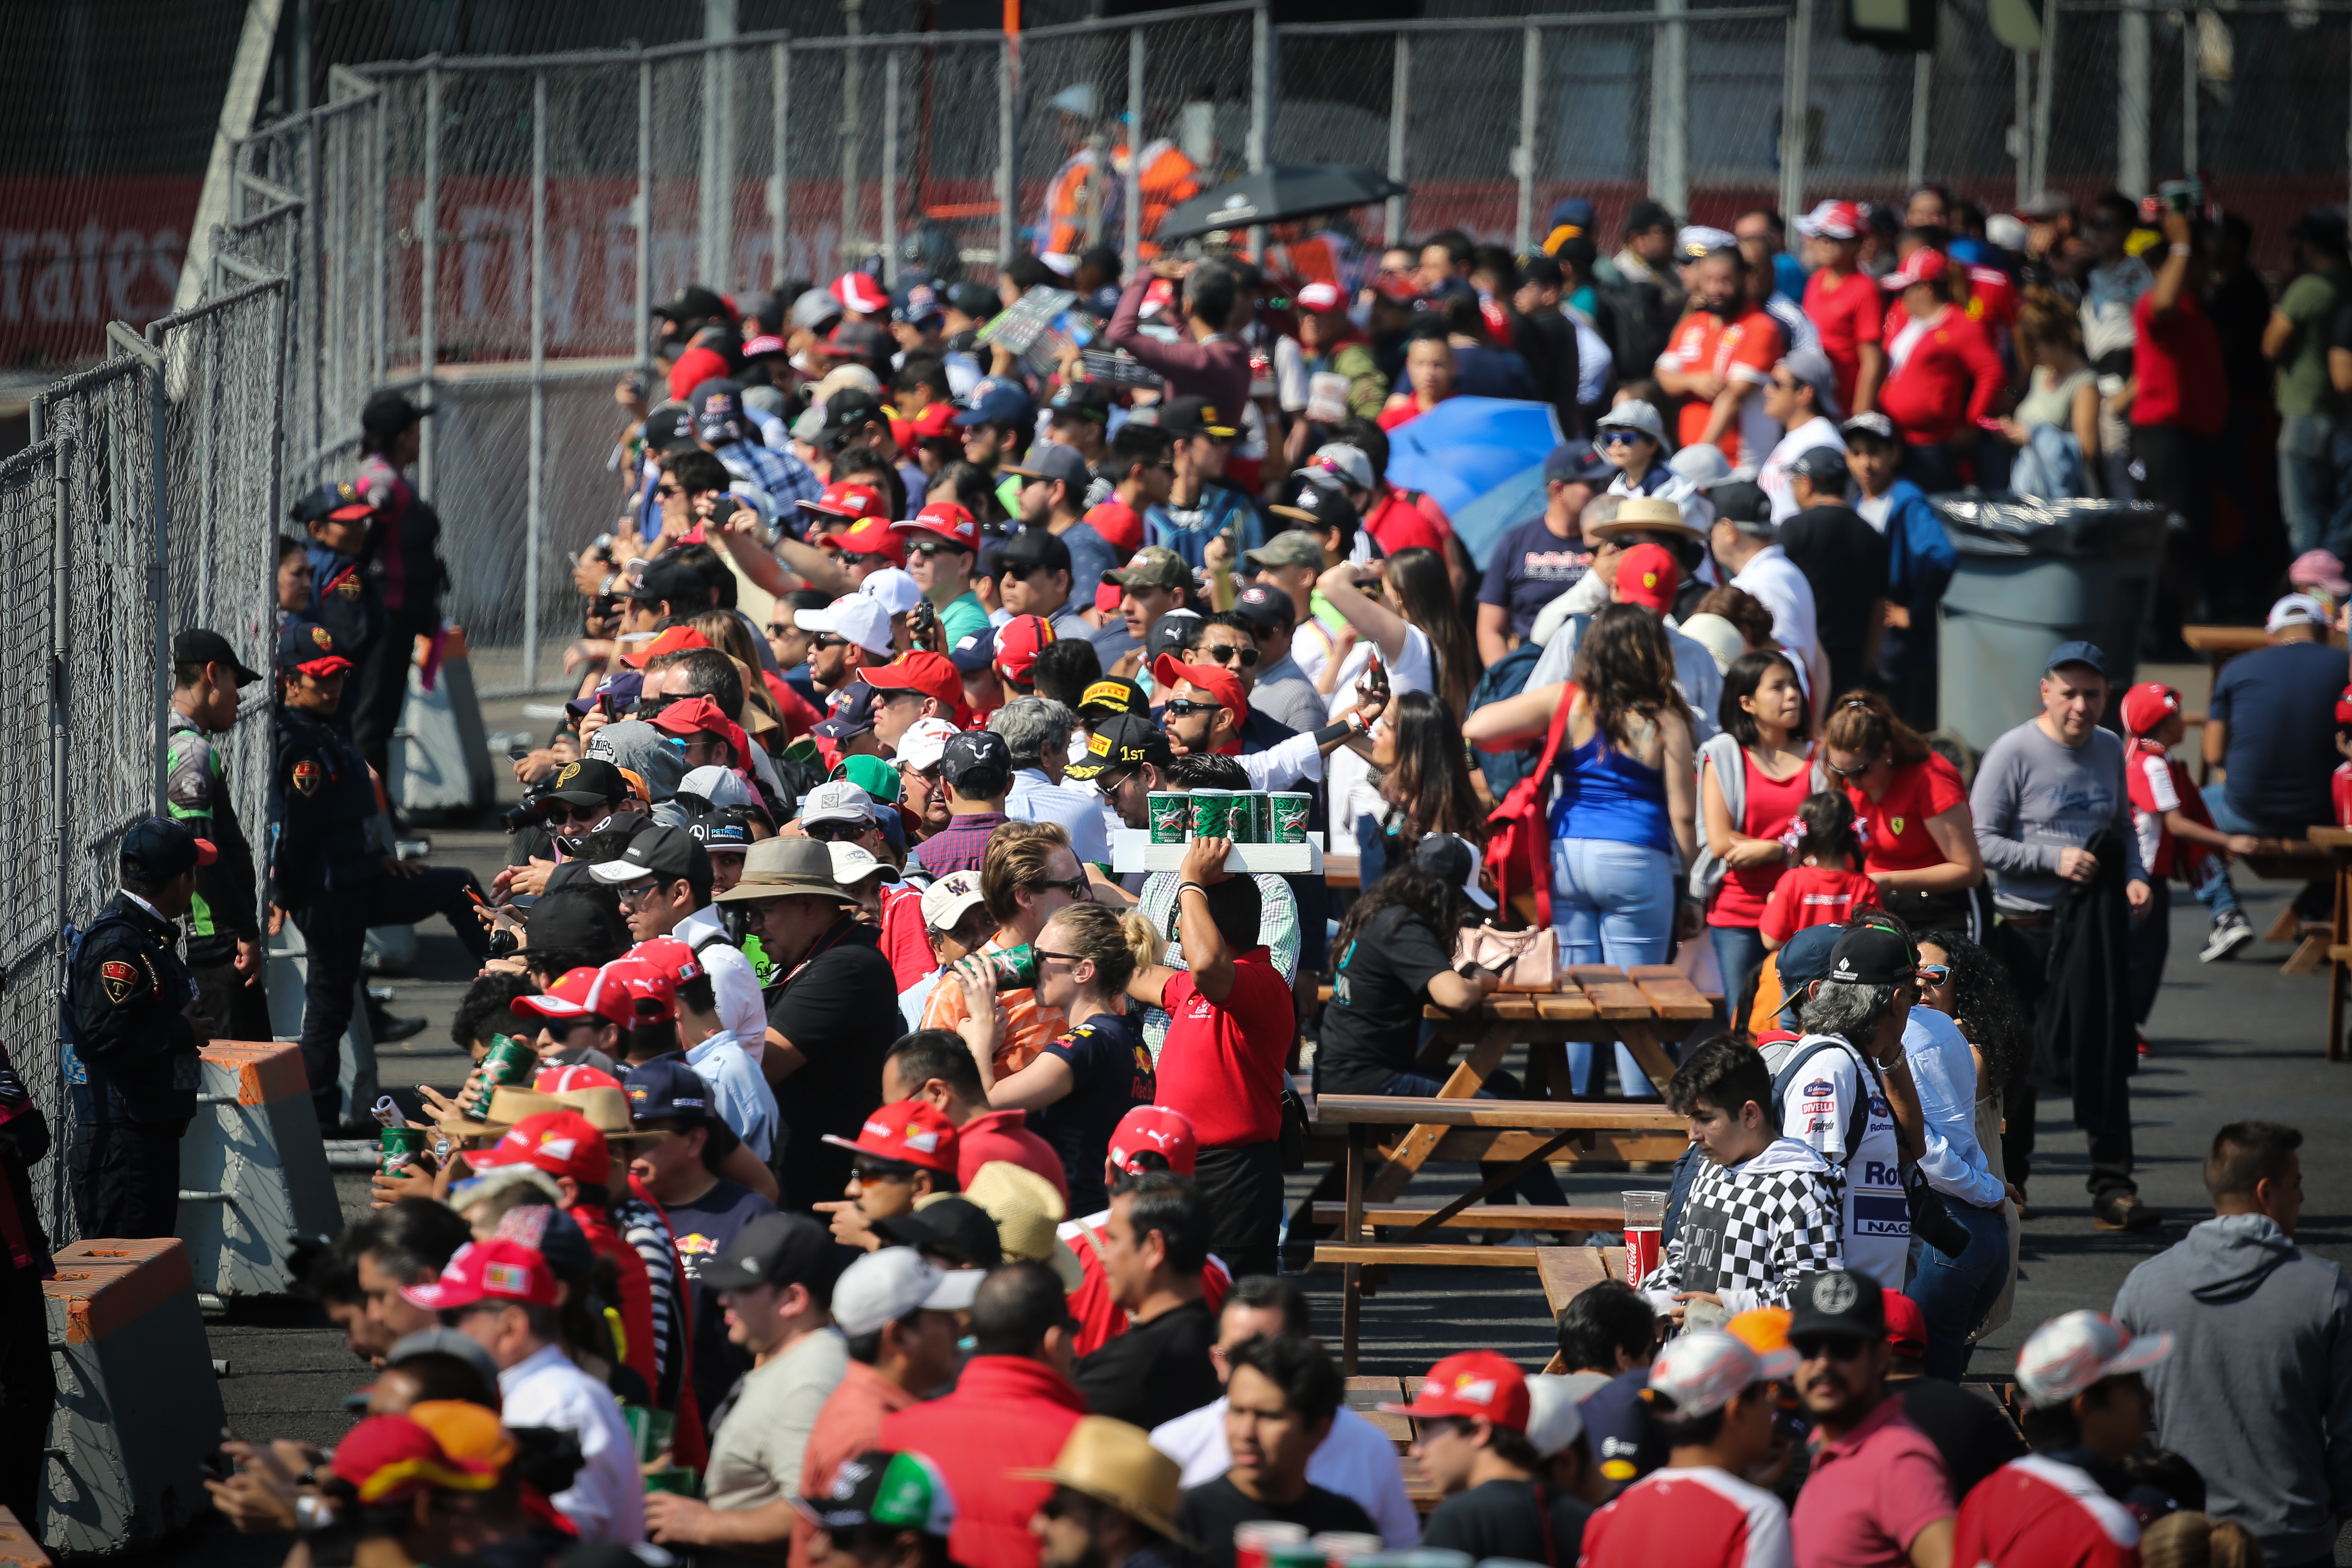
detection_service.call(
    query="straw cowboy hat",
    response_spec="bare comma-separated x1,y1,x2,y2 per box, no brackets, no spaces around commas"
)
434,1083,659,1143
1584,493,1706,543
965,1161,1085,1291
1009,1416,1198,1549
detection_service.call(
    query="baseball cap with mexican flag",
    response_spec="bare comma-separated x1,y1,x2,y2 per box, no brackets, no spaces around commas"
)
399,1238,560,1311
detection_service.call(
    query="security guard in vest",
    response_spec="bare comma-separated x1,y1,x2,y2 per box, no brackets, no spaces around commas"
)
168,627,270,1043
65,816,210,1240
290,481,383,733
269,620,491,1131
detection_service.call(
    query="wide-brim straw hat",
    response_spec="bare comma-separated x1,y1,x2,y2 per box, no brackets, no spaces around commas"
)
1008,1416,1198,1548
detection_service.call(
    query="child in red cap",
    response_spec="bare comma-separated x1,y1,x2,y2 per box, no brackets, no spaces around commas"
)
2118,682,2262,1044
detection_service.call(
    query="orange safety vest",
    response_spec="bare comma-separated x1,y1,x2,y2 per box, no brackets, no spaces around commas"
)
1040,140,1200,263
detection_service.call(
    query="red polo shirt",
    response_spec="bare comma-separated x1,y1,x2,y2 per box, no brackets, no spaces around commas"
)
956,1108,1072,1206
1153,946,1294,1148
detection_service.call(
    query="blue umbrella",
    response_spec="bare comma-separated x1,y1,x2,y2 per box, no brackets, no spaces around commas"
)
1379,397,1567,570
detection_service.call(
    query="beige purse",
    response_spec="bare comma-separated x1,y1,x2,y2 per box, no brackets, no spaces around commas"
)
1451,923,1560,993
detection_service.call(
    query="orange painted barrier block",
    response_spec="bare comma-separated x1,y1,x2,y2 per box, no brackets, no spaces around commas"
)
178,1039,345,1297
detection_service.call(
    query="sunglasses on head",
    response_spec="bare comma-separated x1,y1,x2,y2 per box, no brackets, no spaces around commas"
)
1201,643,1260,667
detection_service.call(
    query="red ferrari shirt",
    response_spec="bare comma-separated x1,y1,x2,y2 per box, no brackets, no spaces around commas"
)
1583,1466,1792,1568
1952,1454,2139,1568
1759,866,1882,944
2132,289,2227,435
1362,486,1456,559
1058,1208,1234,1356
1656,305,1783,461
1802,268,1885,414
1153,947,1294,1148
1844,754,1969,876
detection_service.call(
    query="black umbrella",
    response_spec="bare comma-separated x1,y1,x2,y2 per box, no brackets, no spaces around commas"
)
1154,165,1408,242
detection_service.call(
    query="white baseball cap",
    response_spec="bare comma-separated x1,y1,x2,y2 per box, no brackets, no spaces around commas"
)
827,840,886,887
896,716,962,773
1305,442,1376,494
2268,592,2332,634
2014,1310,2173,1409
1595,399,1667,445
1666,443,1735,492
1647,1329,1795,1419
830,1246,984,1338
860,567,924,617
1525,1374,1588,1459
796,593,895,656
920,869,987,932
800,779,876,828
1676,225,1739,260
678,764,754,809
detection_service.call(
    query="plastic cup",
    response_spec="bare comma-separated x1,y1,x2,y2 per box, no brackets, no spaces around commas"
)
1622,1190,1668,1281
1236,1520,1311,1568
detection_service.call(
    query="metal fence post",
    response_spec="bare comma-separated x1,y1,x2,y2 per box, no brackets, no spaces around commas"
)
841,7,863,266
421,65,440,497
1124,26,1145,270
772,41,789,287
2119,0,2150,198
703,5,739,287
372,85,387,387
2030,3,2058,198
1248,0,1270,257
998,35,1016,270
1780,0,1811,223
2189,10,2203,180
1514,27,1539,255
1651,0,1689,220
49,429,71,1245
637,57,653,371
528,71,547,691
883,48,901,276
2013,50,2030,207
1386,35,1408,247
1908,51,1930,187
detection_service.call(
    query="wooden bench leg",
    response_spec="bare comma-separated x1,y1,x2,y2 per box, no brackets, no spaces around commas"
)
2283,930,2331,977
1365,1028,1512,1203
2264,905,2303,944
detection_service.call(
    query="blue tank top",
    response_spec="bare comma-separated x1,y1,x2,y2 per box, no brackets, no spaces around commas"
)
1549,729,1674,853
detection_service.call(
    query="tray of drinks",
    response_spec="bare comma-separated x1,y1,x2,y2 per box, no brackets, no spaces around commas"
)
1107,828,1324,875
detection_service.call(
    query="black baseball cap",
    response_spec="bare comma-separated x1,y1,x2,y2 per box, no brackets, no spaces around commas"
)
542,758,632,808
173,628,260,686
643,401,699,455
940,728,1012,790
697,1212,840,1294
1145,609,1202,665
1065,712,1173,781
947,282,996,321
627,555,709,605
1046,381,1113,421
1232,583,1296,632
1773,923,1845,1026
689,809,756,853
360,389,431,441
623,1057,719,1126
998,528,1072,576
279,619,356,676
1786,1269,1887,1343
652,285,730,322
1824,920,1916,987
1517,252,1564,289
2045,639,2110,678
1709,481,1772,527
120,816,216,882
813,683,881,740
1156,396,1239,440
588,823,711,888
291,480,376,527
818,389,888,445
1544,446,1613,486
1626,199,1676,234
948,626,997,675
872,1196,1005,1268
525,891,627,955
1786,446,1850,484
1076,677,1147,719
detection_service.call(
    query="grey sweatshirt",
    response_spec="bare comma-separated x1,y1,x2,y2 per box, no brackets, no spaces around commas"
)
2112,1214,2352,1564
1968,718,2146,912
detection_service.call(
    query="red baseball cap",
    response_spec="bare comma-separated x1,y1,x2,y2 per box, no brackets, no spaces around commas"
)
649,696,750,764
621,623,711,670
467,1109,612,1187
1884,1291,1928,1360
2338,684,2352,728
629,936,706,991
908,403,960,441
1881,247,1949,289
1797,199,1865,241
1152,653,1246,731
1615,542,1680,613
833,270,889,315
330,1414,499,1505
811,515,908,565
893,500,980,549
862,650,963,710
800,479,892,526
1381,1350,1534,1431
1295,281,1346,313
400,1238,561,1311
1093,578,1124,614
512,966,608,1024
1108,1105,1197,1176
585,954,680,1027
533,1062,623,1094
2119,681,2181,737
996,614,1057,685
1369,273,1420,304
821,1098,959,1173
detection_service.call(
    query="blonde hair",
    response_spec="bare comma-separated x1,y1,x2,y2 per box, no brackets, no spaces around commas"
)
686,610,787,729
1040,902,1163,994
980,820,1072,925
2141,1514,2266,1568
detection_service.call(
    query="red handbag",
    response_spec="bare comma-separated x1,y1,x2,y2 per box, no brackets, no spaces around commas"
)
1483,682,1578,929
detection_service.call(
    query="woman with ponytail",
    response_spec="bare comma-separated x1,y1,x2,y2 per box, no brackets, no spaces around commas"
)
951,901,1161,1215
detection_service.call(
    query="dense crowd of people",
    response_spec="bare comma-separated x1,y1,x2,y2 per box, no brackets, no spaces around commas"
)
5,178,2352,1568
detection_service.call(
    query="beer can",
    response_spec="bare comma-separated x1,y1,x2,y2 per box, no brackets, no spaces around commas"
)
1230,792,1268,843
479,1033,537,1088
1190,788,1235,840
379,1124,429,1177
1147,791,1190,844
1270,792,1313,845
642,1467,699,1498
988,944,1040,990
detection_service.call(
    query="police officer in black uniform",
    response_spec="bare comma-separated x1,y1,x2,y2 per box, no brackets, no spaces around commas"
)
289,481,383,732
65,816,211,1239
269,620,491,1130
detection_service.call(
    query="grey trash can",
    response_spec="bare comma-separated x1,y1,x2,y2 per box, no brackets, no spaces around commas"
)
1934,495,2168,756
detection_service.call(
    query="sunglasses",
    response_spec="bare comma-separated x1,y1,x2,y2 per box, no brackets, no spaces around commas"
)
1790,1335,1873,1362
804,819,871,842
1029,874,1092,899
808,635,851,651
851,1160,918,1186
906,540,965,559
1601,431,1644,446
1826,756,1878,779
1001,561,1051,579
1162,698,1220,719
1917,963,1951,985
1033,948,1084,965
613,879,669,908
654,484,682,499
1201,644,1260,667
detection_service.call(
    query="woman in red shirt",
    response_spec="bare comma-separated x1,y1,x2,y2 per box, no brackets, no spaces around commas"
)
1698,649,1820,1029
1125,836,1295,1280
1874,247,2006,493
1822,690,1986,937
1378,334,1459,430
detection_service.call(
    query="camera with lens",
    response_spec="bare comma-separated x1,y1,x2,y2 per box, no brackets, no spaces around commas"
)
503,777,554,834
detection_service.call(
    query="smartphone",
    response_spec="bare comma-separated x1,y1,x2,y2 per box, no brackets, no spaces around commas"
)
2158,178,2203,216
599,693,618,722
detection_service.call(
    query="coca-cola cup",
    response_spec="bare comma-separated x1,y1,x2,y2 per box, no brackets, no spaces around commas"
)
1622,1190,1668,1282
1235,1520,1309,1568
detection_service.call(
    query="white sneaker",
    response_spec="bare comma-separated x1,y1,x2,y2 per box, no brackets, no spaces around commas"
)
2200,910,2255,963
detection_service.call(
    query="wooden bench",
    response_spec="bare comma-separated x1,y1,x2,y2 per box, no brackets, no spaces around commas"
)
2233,838,2339,975
1310,1203,1621,1233
1343,1376,1444,1509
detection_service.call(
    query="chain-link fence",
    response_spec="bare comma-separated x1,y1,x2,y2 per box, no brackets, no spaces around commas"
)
3,272,285,1245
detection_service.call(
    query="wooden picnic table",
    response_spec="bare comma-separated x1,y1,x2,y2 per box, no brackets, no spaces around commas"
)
2314,826,2352,1062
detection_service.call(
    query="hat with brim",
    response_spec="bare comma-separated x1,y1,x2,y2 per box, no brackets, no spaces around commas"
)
431,1085,568,1142
965,1161,1085,1291
1586,494,1705,543
712,836,862,903
1008,1416,1200,1550
549,1085,666,1143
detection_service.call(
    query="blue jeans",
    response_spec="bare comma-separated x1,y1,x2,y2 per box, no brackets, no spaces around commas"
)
2278,412,2339,554
1904,1198,2010,1380
1377,1070,1570,1208
1552,838,1675,1097
1709,924,1769,1034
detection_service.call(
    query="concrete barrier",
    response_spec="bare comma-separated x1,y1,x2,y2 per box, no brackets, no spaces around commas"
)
266,922,379,1126
390,627,494,821
40,1239,226,1554
175,1040,345,1298
0,1506,50,1567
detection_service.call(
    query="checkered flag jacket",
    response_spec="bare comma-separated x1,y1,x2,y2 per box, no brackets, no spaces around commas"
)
1638,1137,1847,1315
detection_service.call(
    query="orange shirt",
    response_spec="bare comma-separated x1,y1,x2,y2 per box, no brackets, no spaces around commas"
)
1656,305,1783,461
917,931,1067,1074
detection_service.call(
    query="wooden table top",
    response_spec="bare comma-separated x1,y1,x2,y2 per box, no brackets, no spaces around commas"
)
1416,963,1714,1024
1313,1095,1686,1130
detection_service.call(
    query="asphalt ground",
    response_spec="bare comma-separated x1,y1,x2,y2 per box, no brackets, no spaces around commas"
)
147,687,2352,1563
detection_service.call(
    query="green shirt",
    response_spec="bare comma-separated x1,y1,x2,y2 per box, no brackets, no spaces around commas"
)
938,590,990,647
2275,266,2351,416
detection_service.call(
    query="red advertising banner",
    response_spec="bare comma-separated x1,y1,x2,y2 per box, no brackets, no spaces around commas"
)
0,178,201,366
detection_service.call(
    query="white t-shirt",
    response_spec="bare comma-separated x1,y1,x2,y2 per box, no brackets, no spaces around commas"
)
676,906,768,1049
1323,622,1435,844
500,1344,647,1544
1764,1033,1907,1291
1758,416,1848,522
1730,545,1821,662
